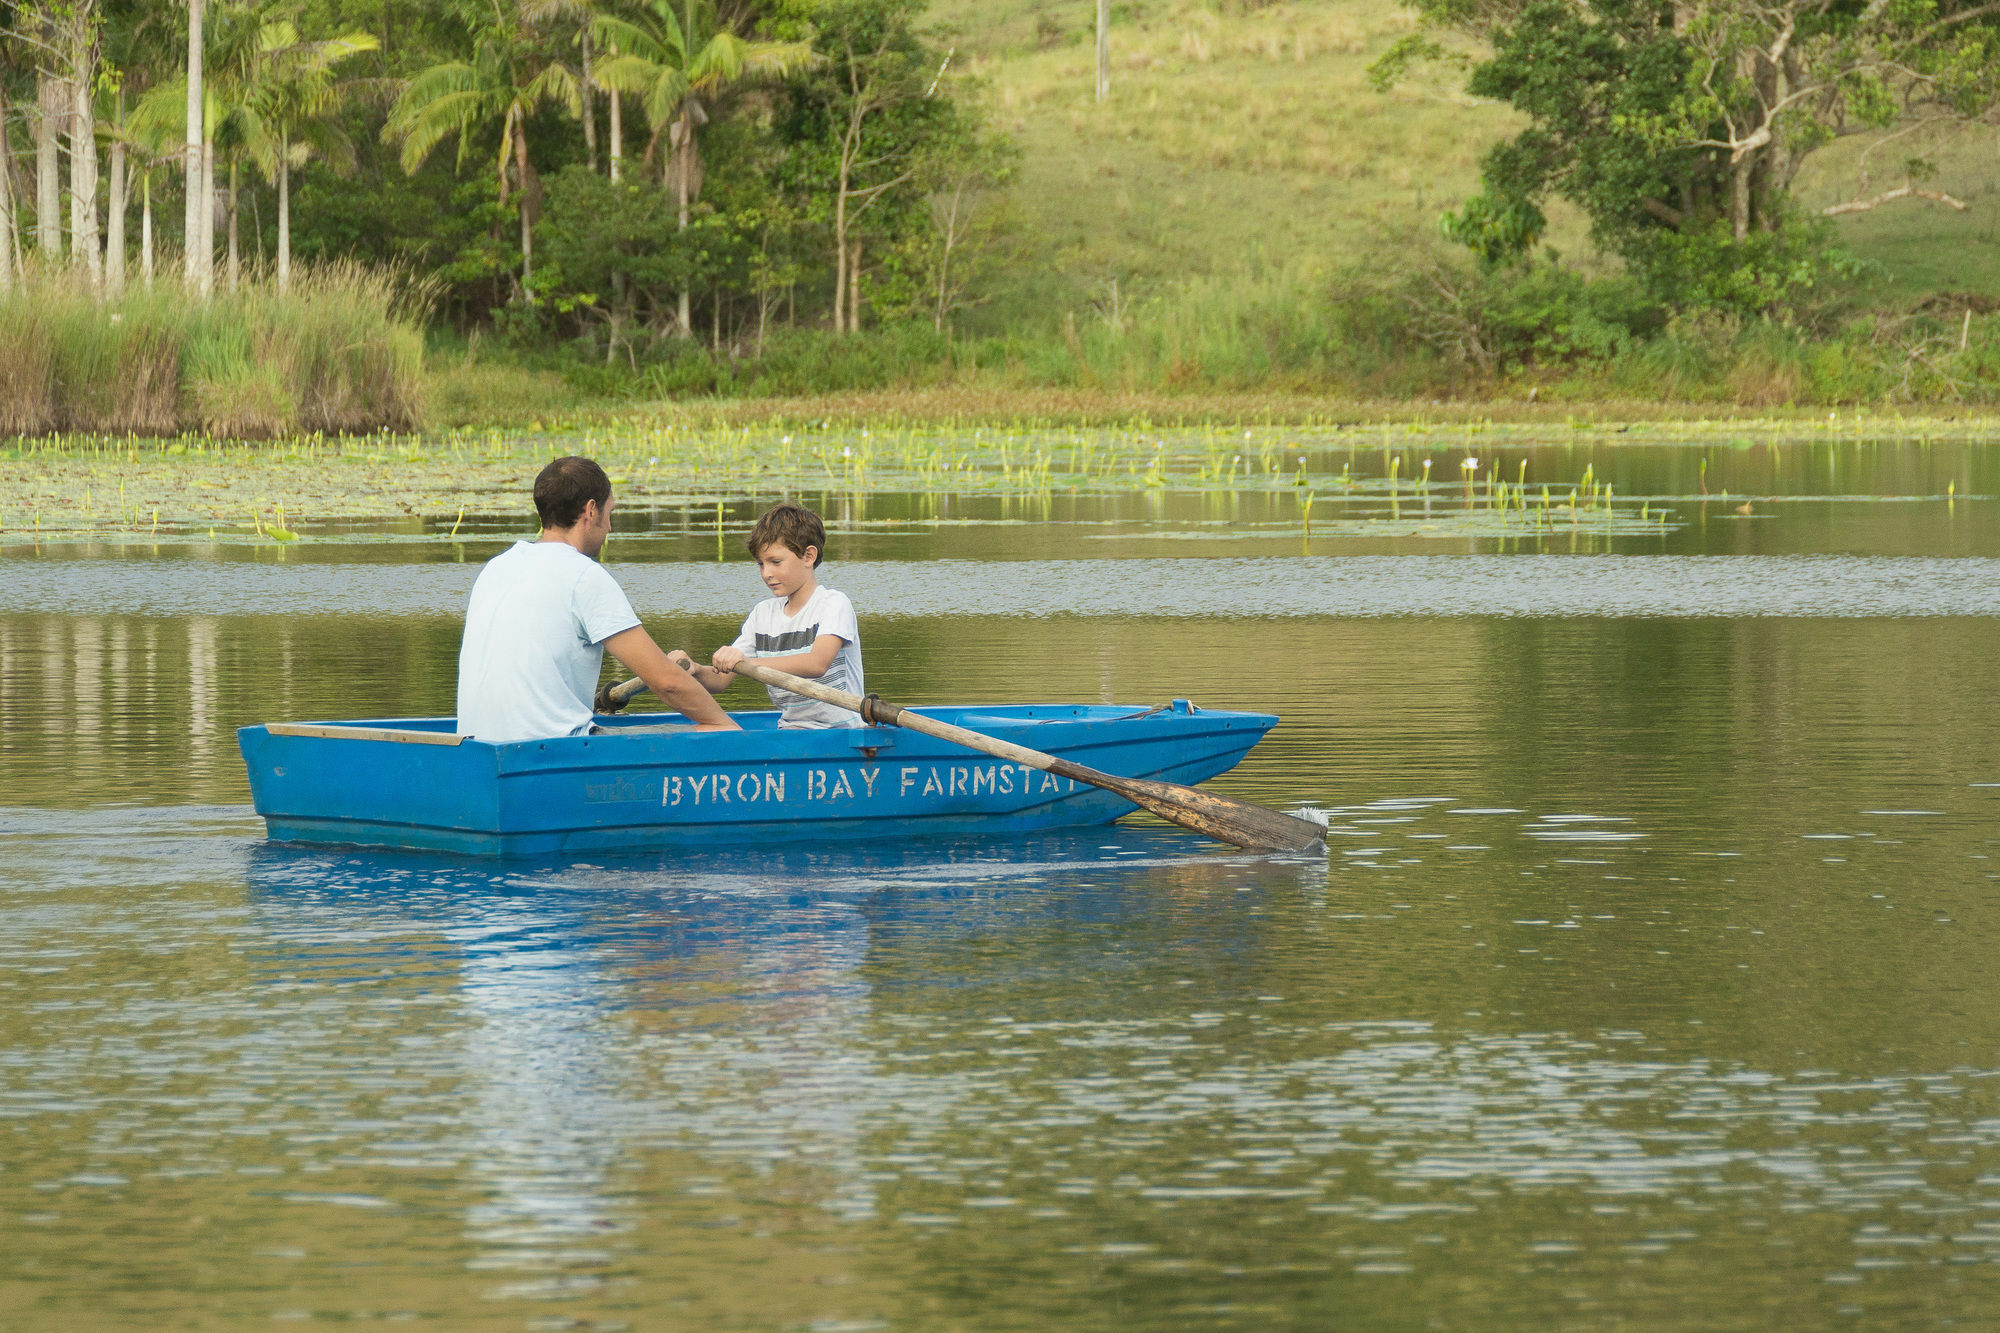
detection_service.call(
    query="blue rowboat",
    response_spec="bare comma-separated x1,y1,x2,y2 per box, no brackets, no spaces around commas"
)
237,700,1279,856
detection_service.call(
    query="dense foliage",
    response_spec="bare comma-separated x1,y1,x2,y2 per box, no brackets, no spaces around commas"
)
0,0,1012,358
8,0,2000,412
1373,0,2000,311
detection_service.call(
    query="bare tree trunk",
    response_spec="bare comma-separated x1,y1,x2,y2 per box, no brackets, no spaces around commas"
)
184,0,204,289
832,205,846,332
0,89,15,291
833,123,851,333
606,270,626,364
672,108,692,338
514,125,534,300
142,173,154,285
37,73,63,261
201,137,215,295
848,238,862,332
107,132,126,297
277,149,290,292
1097,0,1110,102
608,87,622,182
226,158,239,291
933,182,965,332
580,25,598,174
71,67,102,289
1731,157,1751,241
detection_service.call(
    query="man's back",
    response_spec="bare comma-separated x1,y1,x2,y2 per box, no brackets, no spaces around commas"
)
456,541,639,742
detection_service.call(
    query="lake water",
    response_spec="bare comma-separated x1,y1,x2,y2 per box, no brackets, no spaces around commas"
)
3,437,1999,1328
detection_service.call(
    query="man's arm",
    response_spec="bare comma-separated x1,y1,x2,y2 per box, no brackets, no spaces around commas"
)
601,626,739,729
712,635,843,680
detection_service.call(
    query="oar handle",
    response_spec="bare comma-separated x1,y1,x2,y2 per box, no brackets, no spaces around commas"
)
614,659,1064,773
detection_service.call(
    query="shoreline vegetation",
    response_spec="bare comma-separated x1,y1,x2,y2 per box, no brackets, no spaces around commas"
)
7,1,2000,439
0,265,425,438
0,410,1983,548
6,0,2000,450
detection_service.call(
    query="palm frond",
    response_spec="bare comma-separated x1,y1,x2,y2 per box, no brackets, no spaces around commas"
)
523,61,583,117
591,16,670,67
642,67,694,128
592,51,660,97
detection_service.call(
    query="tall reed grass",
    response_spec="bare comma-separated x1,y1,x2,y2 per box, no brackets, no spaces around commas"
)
0,263,427,437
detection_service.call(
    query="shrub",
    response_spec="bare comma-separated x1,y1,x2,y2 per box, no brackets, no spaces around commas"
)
0,262,426,437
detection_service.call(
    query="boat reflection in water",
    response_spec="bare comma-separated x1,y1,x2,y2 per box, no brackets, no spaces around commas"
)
239,828,1303,1312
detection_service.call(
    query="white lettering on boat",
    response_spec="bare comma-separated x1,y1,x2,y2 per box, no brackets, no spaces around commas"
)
662,762,1075,808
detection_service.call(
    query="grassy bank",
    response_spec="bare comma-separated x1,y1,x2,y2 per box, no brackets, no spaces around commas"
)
429,253,2000,420
0,265,426,438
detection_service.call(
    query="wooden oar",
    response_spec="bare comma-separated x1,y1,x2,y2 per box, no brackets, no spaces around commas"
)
605,665,1325,853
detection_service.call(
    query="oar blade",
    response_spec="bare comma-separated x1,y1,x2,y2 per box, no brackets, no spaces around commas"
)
1106,775,1327,853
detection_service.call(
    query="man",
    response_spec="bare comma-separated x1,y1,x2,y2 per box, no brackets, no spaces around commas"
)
455,455,737,741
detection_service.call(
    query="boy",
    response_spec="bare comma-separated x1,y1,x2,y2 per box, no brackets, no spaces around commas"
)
674,502,864,728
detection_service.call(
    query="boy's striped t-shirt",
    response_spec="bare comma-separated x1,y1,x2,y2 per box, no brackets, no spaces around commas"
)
730,584,864,728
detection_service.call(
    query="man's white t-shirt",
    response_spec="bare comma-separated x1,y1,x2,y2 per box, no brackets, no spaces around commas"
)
456,541,641,742
730,584,863,729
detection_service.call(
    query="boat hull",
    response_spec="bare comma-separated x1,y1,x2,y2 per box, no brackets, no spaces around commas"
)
238,702,1279,855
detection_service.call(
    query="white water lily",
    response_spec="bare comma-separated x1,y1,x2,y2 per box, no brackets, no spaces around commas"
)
1461,457,1479,470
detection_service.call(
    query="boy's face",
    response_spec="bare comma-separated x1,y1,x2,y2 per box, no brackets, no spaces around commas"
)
754,542,818,601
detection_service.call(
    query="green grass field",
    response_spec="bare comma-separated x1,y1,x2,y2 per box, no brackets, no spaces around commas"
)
923,0,2000,325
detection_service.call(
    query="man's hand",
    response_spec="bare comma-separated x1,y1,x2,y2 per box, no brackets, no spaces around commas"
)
667,649,695,672
601,625,739,730
712,645,745,673
592,681,627,714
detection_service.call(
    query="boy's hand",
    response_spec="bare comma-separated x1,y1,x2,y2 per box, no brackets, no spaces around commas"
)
666,649,696,673
712,646,745,673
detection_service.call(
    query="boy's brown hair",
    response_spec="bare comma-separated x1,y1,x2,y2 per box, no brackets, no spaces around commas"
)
747,501,826,567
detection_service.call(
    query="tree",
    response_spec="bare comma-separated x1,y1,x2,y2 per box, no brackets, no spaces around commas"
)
59,0,103,288
382,0,581,301
105,110,182,285
913,113,1015,331
184,0,206,289
1375,0,2000,307
225,14,378,289
592,0,813,335
776,0,944,333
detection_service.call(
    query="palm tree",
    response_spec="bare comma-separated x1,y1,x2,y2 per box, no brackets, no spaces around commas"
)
228,19,378,290
138,3,376,292
183,0,206,290
382,1,580,301
522,0,606,174
116,117,184,285
592,0,812,335
101,5,182,296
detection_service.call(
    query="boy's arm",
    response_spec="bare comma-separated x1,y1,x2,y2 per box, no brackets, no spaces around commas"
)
713,634,844,680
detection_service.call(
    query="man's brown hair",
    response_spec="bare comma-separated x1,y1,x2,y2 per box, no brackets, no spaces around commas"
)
747,501,826,567
534,456,612,529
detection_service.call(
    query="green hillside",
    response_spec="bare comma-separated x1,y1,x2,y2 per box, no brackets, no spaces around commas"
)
925,0,2000,325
